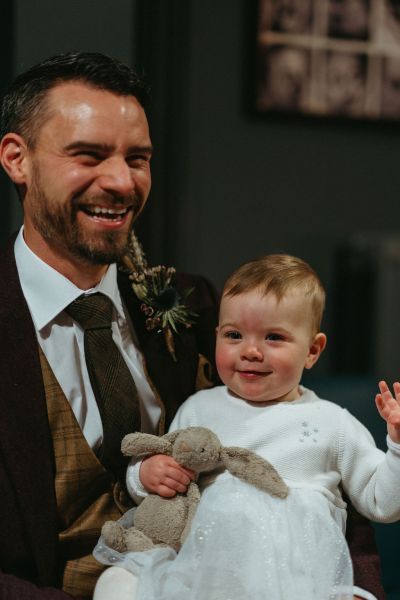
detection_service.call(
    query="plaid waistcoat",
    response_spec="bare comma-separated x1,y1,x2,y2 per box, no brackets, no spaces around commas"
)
39,349,132,600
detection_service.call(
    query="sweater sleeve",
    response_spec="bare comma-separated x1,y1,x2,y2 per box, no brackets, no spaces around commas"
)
338,408,400,522
126,458,147,503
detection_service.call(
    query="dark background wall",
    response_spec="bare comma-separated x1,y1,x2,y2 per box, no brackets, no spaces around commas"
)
1,2,399,593
3,0,400,376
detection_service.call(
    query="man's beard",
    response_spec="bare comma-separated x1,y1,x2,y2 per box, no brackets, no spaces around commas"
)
29,165,140,265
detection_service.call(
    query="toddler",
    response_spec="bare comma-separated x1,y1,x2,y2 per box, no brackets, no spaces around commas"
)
94,254,400,600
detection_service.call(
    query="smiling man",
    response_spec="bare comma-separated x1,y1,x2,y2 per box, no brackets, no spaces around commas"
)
0,52,218,599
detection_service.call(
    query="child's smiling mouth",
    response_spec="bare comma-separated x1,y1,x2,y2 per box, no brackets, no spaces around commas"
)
237,370,271,379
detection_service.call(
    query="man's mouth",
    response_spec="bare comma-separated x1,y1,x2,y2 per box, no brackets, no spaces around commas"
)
80,205,131,221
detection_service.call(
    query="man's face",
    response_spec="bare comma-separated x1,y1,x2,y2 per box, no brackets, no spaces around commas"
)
21,81,152,267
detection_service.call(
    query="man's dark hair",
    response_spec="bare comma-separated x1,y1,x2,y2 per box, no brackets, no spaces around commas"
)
0,51,150,147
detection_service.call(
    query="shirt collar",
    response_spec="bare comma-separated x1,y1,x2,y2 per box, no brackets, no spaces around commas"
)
14,227,125,331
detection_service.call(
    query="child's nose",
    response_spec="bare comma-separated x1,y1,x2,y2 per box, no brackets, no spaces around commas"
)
242,344,263,361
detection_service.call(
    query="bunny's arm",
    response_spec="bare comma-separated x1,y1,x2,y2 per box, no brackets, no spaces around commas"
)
121,432,173,458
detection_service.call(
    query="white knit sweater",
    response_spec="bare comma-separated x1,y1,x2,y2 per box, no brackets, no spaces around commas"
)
169,385,400,523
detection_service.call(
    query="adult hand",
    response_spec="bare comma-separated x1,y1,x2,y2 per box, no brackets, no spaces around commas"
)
139,454,195,497
376,380,400,443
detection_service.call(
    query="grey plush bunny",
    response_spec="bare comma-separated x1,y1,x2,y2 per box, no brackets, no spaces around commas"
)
101,426,288,553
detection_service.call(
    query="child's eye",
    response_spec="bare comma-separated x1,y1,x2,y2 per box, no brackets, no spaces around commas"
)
224,331,242,340
266,333,284,341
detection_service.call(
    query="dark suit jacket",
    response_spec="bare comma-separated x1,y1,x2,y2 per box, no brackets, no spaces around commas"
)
0,235,218,599
0,235,385,599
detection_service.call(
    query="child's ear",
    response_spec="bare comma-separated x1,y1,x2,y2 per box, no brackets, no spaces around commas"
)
304,332,327,369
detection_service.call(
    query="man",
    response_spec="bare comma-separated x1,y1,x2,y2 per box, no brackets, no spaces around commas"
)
0,53,384,600
0,52,217,599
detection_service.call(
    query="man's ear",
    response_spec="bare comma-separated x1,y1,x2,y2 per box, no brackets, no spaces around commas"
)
0,133,30,185
304,332,327,370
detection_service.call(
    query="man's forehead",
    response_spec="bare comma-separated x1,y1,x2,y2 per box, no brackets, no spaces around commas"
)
45,80,143,115
34,80,150,147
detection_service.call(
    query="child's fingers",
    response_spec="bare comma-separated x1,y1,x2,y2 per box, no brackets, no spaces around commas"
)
376,390,400,426
154,467,193,496
161,476,189,494
157,485,178,498
377,380,399,406
375,393,386,418
375,391,396,418
393,382,400,402
378,380,390,395
177,465,196,480
377,381,400,408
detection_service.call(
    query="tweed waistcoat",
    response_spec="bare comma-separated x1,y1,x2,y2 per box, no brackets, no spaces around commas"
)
39,349,132,599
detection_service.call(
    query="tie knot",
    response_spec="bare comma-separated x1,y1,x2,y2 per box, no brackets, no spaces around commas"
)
66,293,113,330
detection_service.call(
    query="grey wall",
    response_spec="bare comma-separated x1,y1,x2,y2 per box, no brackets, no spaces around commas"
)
14,0,135,68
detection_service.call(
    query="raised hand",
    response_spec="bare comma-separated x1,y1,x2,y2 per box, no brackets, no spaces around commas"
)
375,380,400,444
139,454,195,497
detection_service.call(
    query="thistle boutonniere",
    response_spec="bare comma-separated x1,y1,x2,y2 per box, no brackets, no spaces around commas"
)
121,230,197,361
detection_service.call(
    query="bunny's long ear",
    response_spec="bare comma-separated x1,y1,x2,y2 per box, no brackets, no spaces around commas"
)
121,432,173,458
220,447,289,499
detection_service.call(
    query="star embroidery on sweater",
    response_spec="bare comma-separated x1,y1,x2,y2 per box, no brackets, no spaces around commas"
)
299,421,319,443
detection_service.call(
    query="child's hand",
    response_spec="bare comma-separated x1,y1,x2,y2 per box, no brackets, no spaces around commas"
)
139,454,195,498
375,380,400,444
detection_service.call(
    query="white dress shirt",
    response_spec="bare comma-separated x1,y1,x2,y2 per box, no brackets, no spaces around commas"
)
14,227,161,450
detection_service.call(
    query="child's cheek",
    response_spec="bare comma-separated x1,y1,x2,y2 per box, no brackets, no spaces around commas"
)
215,345,233,381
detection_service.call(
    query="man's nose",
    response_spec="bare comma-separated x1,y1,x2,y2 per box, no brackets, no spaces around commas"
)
97,156,134,197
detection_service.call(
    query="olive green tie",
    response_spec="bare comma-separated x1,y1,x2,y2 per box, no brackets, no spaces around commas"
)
66,292,141,475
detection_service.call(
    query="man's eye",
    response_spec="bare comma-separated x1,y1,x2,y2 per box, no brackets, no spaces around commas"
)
224,331,242,340
127,156,150,168
266,333,284,341
75,151,102,162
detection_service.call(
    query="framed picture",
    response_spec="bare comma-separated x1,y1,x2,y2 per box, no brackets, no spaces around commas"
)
255,0,400,119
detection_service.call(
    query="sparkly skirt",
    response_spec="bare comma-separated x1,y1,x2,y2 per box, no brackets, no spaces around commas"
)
94,476,353,600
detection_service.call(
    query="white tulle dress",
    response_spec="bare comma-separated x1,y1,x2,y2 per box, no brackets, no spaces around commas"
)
94,473,353,599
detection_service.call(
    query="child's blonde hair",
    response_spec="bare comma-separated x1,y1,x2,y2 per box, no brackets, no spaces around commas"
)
222,254,326,334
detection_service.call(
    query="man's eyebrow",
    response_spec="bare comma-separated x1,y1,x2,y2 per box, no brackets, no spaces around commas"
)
64,141,153,155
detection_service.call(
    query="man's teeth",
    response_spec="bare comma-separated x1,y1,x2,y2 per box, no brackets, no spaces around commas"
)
90,206,128,215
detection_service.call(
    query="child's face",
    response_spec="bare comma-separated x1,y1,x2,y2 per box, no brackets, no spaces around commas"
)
215,289,326,404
